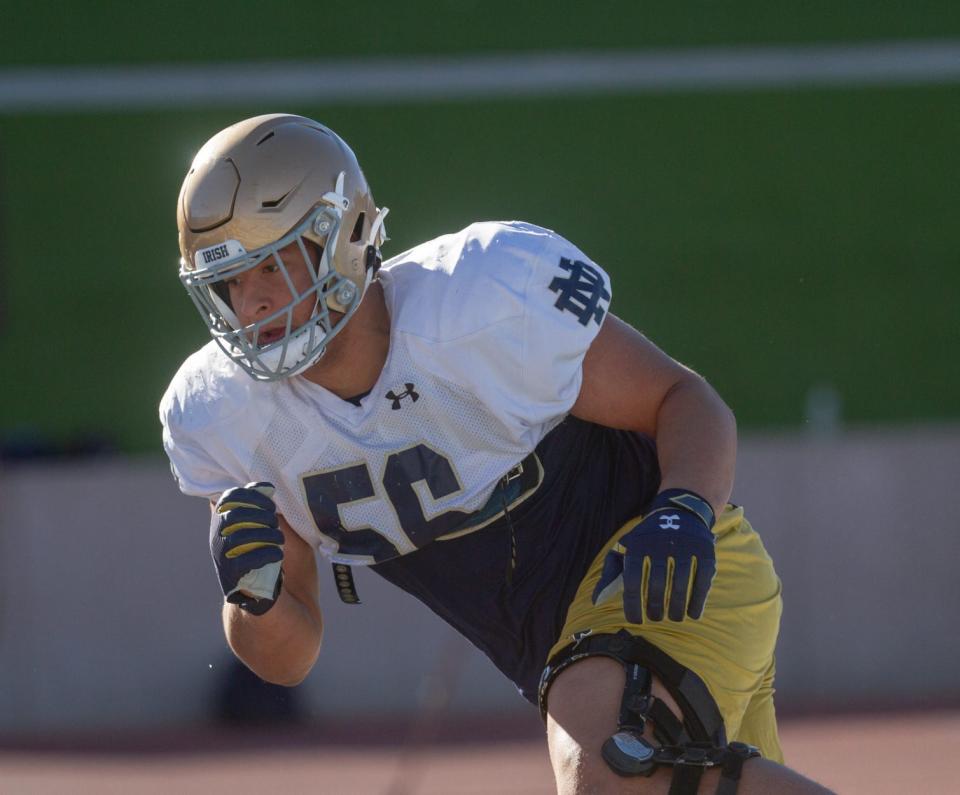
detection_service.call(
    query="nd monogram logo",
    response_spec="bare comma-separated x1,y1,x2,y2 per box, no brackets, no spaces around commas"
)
548,257,610,327
659,513,681,531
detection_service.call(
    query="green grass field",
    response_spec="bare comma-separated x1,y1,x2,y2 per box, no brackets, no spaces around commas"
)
2,82,957,452
2,3,958,452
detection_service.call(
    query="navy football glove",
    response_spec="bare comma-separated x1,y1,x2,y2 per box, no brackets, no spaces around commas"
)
593,489,717,623
210,482,284,615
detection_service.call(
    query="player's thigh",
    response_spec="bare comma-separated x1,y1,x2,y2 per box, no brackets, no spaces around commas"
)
546,655,671,794
546,656,834,795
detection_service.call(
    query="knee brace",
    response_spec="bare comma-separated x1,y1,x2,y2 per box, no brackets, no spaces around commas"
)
539,630,760,794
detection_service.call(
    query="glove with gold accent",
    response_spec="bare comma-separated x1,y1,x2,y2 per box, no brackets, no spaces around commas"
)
593,489,716,623
210,482,284,615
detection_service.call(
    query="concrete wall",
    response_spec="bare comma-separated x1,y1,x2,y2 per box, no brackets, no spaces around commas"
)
2,425,958,733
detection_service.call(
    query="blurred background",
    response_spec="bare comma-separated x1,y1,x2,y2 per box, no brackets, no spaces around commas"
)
1,2,959,792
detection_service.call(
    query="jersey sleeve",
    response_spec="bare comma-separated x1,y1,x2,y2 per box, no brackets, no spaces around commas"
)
161,422,235,500
516,229,612,427
407,223,613,443
158,352,247,500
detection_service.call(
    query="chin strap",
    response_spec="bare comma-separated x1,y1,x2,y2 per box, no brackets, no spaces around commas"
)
363,205,390,278
367,205,390,249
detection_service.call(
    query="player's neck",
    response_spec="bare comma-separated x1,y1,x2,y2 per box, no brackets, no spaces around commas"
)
300,280,390,397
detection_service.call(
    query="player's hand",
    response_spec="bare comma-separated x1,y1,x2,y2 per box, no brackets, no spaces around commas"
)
592,489,717,623
210,482,284,615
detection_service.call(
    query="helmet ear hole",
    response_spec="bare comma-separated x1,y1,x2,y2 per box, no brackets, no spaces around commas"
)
211,280,233,311
350,212,365,243
302,239,324,274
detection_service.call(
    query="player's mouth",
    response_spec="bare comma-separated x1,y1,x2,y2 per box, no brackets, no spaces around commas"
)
257,326,285,346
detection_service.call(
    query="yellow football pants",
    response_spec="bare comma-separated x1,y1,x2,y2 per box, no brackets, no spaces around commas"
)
547,506,784,762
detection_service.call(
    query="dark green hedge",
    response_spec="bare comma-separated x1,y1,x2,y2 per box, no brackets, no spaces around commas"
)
3,1,960,66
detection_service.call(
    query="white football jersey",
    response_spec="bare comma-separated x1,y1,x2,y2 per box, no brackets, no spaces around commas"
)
160,221,612,564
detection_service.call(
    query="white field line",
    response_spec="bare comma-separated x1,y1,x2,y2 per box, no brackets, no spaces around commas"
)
2,41,960,113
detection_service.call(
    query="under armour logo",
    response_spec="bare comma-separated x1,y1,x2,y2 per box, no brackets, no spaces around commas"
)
659,513,681,531
385,383,419,410
548,257,610,326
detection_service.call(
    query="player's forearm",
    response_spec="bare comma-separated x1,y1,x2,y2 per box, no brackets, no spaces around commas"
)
223,586,323,686
654,375,737,517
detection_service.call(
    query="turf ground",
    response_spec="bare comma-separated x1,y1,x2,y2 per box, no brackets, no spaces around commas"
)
1,710,956,794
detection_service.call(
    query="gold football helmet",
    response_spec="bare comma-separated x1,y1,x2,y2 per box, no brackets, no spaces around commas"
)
177,113,388,380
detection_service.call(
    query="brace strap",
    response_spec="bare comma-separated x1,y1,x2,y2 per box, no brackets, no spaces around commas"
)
715,742,760,795
618,663,652,734
539,630,725,745
615,662,689,746
601,660,699,779
541,631,761,793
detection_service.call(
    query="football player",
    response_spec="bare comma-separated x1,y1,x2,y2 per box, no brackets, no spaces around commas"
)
161,114,831,794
